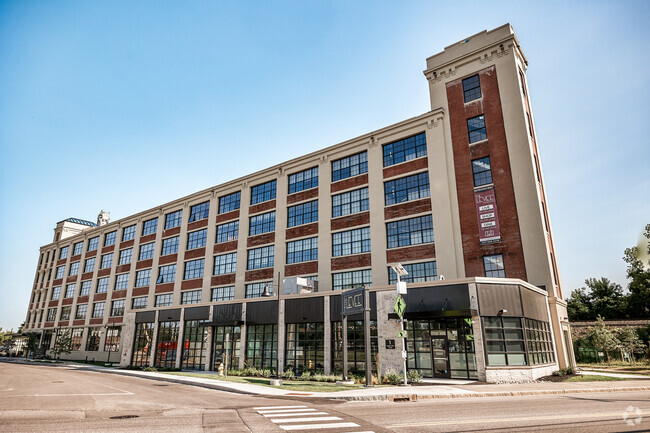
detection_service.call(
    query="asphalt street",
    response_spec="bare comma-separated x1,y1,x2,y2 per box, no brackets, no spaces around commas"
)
1,362,648,432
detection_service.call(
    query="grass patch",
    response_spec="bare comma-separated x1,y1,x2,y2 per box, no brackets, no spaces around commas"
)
565,375,629,382
163,372,359,392
577,363,650,376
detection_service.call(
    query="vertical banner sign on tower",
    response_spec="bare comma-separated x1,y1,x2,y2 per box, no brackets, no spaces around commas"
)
474,187,501,244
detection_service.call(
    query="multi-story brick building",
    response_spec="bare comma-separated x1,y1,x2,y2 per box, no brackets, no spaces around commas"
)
24,24,574,382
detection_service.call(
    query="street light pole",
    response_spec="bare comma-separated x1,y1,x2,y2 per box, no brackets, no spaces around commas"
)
391,264,409,387
105,323,112,365
263,272,282,382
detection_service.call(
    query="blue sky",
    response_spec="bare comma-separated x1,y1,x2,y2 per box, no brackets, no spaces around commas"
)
1,1,648,331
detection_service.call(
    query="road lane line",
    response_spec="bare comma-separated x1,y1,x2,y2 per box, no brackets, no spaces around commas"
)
271,416,343,423
388,409,650,428
257,408,317,414
264,412,330,417
254,405,307,410
279,422,359,431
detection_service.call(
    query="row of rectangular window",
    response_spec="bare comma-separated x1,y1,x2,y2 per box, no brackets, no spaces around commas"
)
50,166,432,266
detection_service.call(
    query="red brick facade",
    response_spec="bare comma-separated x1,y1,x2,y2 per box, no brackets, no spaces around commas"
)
132,287,150,297
446,66,527,280
285,261,318,277
245,268,274,282
181,279,203,290
331,253,371,271
247,232,275,248
216,209,239,223
249,200,276,215
162,226,181,238
187,218,208,232
331,212,370,231
286,223,318,240
136,259,153,270
139,234,156,243
184,247,206,260
155,283,174,294
331,174,368,193
119,239,134,249
287,188,318,205
112,290,127,299
384,199,432,221
159,254,177,265
214,241,238,254
211,274,236,286
383,157,428,179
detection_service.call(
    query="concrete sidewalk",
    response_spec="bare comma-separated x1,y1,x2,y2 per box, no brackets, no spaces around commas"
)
7,359,650,401
56,361,650,401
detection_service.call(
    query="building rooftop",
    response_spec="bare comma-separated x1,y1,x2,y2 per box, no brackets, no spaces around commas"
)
58,217,98,227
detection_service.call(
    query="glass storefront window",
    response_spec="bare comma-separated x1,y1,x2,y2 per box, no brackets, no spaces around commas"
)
155,321,180,369
331,320,378,375
406,318,476,379
285,322,324,375
483,317,526,366
182,320,208,370
214,325,241,371
246,324,277,371
132,322,154,367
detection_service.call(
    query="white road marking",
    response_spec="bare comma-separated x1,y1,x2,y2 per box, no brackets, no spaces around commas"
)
271,416,342,423
264,412,329,418
257,408,317,414
254,405,307,410
279,422,360,431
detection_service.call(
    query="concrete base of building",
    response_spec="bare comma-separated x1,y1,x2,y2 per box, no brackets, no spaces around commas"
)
485,364,558,383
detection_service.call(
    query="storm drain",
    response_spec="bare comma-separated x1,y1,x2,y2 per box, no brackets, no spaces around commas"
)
389,394,417,403
109,415,140,420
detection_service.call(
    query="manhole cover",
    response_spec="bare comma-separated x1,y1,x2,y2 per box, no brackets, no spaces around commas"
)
109,415,140,420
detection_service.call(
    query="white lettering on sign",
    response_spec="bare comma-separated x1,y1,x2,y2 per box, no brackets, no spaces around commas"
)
479,204,494,212
344,293,363,310
480,213,495,220
475,193,495,204
481,221,496,228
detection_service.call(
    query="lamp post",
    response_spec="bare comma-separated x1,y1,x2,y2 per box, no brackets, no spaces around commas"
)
105,323,113,365
262,272,282,384
391,264,409,386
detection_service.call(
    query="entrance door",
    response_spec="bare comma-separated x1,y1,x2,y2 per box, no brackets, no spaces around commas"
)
431,336,450,378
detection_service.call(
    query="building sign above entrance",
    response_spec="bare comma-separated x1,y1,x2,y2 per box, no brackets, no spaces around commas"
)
341,287,365,316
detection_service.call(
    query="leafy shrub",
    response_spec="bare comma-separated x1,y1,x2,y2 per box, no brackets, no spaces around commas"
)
407,369,423,384
384,370,402,385
282,369,295,380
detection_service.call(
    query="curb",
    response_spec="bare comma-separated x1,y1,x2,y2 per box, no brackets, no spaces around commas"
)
6,360,650,401
332,386,650,401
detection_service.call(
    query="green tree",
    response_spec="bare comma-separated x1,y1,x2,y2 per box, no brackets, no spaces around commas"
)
567,287,592,320
25,333,39,358
617,327,646,364
623,224,650,318
566,278,626,320
584,316,620,363
51,330,72,360
587,278,626,319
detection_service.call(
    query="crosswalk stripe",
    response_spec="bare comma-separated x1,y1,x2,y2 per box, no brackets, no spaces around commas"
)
253,406,307,410
279,422,360,431
257,408,317,414
264,412,330,418
271,416,342,424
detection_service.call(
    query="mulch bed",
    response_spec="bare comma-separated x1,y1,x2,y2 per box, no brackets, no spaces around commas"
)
537,374,579,382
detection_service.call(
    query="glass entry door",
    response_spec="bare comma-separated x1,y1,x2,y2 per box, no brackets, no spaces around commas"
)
431,336,451,378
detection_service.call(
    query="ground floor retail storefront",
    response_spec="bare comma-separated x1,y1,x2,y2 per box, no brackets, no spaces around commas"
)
41,278,567,383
